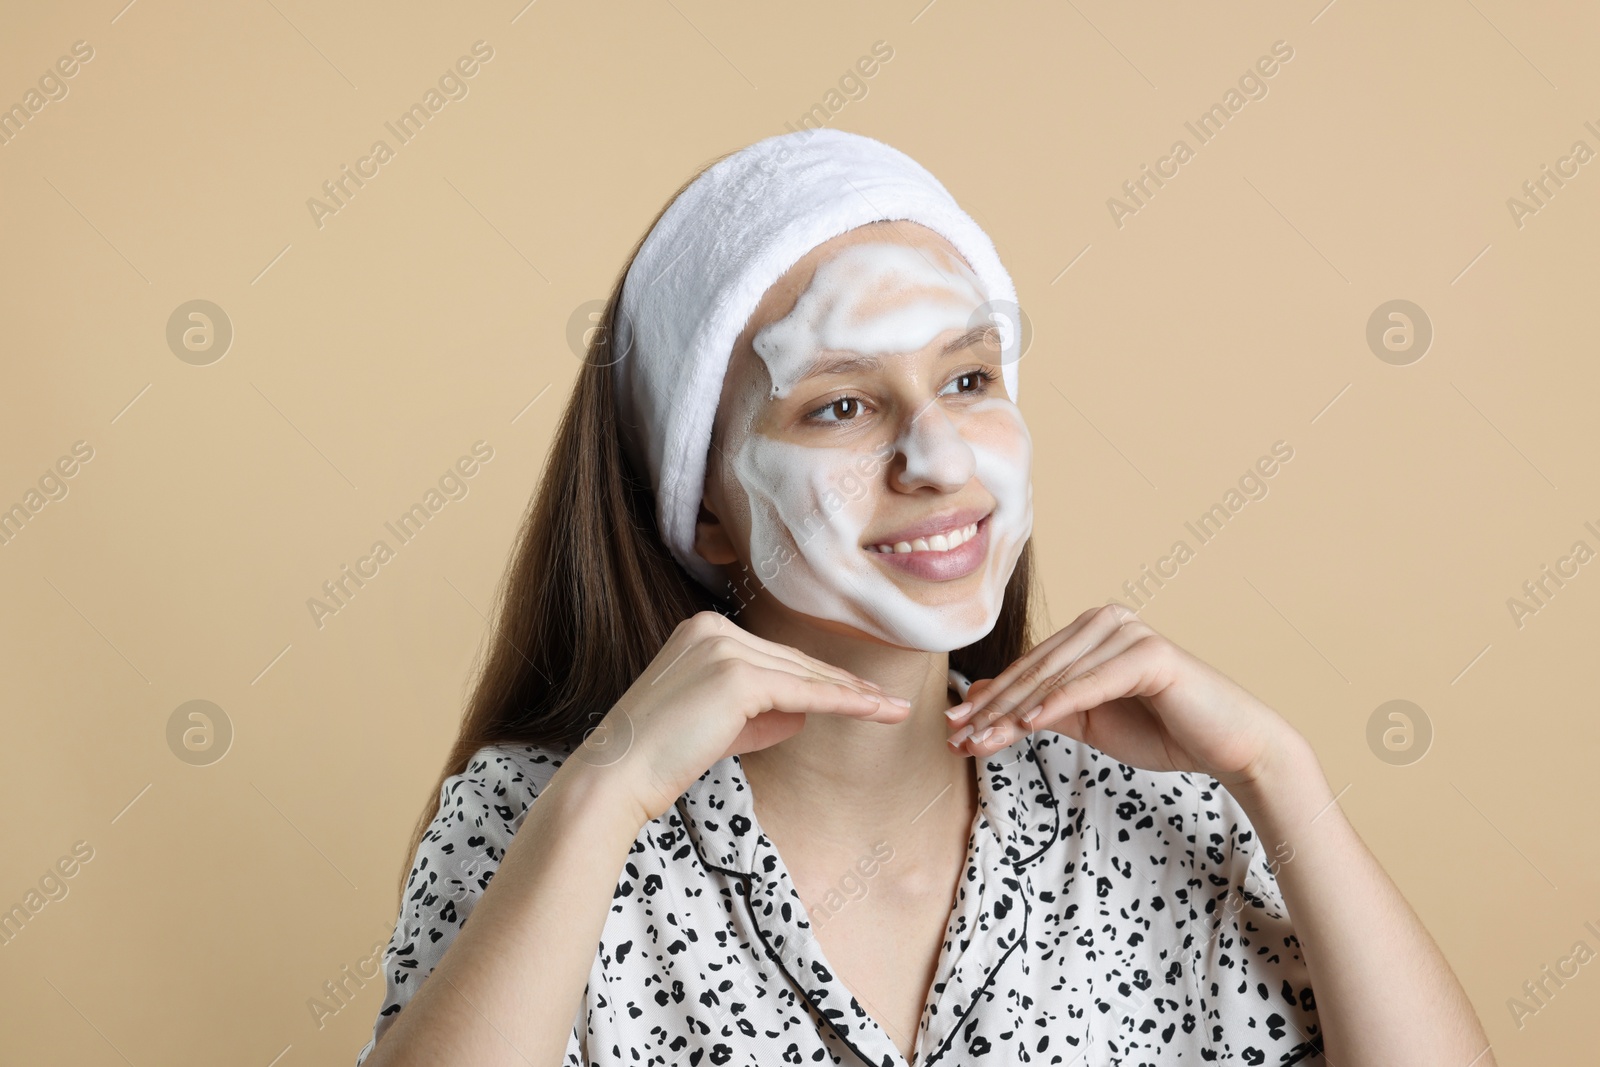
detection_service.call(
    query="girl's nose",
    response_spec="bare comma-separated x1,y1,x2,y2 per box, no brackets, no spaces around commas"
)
892,401,976,491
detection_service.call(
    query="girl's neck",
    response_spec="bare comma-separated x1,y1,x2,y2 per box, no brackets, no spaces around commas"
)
731,600,976,877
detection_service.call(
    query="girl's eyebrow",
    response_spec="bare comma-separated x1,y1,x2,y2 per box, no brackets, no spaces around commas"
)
793,325,994,385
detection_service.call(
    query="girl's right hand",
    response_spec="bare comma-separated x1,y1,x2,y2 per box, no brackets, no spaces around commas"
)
574,610,911,827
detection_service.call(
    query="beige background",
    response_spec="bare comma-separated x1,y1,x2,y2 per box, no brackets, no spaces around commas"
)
1,0,1596,1063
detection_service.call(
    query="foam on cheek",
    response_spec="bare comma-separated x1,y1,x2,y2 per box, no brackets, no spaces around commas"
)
731,431,975,650
751,242,988,399
963,397,1034,608
723,398,1032,652
732,433,868,588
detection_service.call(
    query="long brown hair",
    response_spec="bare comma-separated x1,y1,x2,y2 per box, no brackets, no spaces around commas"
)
396,151,1044,902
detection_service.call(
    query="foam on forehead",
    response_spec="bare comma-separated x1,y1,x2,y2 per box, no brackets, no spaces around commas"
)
751,242,990,400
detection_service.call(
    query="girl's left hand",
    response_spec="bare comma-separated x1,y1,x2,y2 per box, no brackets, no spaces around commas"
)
949,603,1298,792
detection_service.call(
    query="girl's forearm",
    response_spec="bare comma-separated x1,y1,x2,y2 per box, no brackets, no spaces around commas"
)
1230,728,1495,1067
363,761,645,1067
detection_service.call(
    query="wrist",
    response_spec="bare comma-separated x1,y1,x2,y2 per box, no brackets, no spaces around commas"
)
544,755,654,842
1226,721,1328,830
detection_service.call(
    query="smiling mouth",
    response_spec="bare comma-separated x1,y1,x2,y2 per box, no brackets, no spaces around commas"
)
865,520,981,554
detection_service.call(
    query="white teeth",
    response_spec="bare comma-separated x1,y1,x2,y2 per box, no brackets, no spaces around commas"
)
869,522,980,554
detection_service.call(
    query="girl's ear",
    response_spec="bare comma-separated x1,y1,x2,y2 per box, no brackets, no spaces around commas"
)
692,502,738,566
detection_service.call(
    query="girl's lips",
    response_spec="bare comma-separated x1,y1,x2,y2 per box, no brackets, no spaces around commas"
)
864,515,991,581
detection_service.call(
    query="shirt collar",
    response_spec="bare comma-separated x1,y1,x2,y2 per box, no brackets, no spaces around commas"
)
675,731,1060,878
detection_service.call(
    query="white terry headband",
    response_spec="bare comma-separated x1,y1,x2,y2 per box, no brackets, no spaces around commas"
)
612,127,1021,594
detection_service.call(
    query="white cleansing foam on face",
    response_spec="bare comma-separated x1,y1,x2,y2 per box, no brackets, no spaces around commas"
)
725,241,1034,651
752,242,987,399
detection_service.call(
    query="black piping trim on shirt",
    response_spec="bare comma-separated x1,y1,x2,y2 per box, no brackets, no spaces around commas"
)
715,830,1035,1067
914,885,1030,1067
995,733,1061,871
734,871,891,1067
670,733,1063,1063
673,732,1064,880
733,865,1031,1067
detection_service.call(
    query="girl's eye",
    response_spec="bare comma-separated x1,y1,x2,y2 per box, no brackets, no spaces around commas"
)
807,396,865,423
804,369,995,424
941,368,998,396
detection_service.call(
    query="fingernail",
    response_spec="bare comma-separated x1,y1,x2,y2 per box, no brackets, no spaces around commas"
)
949,724,974,744
944,702,972,721
971,726,995,744
1020,707,1039,723
886,695,912,707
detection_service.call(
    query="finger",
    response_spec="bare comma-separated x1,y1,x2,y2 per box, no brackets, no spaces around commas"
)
953,626,1139,751
966,625,1139,747
700,633,876,694
748,666,910,724
1012,623,1142,724
701,614,891,694
963,604,1113,718
965,640,1154,754
722,707,808,760
960,604,1126,723
968,604,1137,726
674,615,887,695
944,677,995,725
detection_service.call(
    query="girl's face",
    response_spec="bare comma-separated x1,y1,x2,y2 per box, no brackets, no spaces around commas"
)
698,221,1033,652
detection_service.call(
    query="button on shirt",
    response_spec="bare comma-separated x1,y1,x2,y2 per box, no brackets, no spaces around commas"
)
356,732,1322,1065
